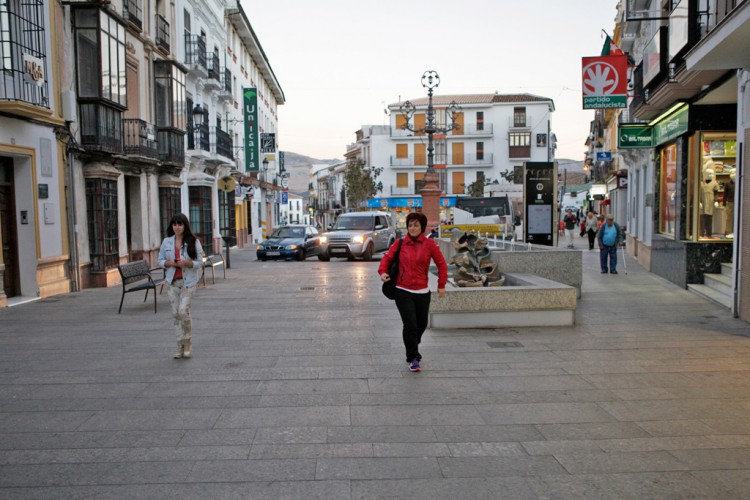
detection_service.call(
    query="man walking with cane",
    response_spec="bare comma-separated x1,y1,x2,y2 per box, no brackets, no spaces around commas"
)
597,214,624,274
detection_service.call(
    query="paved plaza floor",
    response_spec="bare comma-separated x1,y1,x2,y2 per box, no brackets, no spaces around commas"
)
1,235,750,499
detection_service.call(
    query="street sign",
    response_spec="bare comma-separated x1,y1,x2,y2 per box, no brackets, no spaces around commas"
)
618,125,654,149
596,151,612,162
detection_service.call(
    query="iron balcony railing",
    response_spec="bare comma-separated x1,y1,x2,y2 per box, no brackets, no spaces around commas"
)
155,14,170,52
211,127,233,159
123,119,157,158
123,0,142,30
157,128,185,164
223,68,232,93
207,52,221,82
184,35,207,69
389,153,493,167
79,102,123,154
390,123,492,137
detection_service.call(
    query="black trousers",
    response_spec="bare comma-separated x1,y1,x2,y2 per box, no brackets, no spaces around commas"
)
587,229,597,249
394,288,431,362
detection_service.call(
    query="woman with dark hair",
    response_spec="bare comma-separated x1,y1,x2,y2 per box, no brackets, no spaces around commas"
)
378,212,448,372
158,213,204,359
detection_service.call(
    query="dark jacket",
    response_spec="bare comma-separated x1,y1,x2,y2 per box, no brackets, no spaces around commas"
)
596,221,624,247
563,214,578,230
378,234,448,290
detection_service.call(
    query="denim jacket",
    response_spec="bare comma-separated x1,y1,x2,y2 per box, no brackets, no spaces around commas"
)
157,235,204,288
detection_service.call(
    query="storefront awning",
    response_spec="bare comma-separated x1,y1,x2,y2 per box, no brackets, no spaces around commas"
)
367,196,458,209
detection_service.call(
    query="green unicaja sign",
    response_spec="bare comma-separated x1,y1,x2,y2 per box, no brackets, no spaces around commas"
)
243,88,259,171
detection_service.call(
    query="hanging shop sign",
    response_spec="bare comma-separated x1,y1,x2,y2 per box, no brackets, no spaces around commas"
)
581,55,628,109
218,176,236,193
243,88,259,171
652,104,689,146
260,133,276,153
367,196,458,209
618,124,654,149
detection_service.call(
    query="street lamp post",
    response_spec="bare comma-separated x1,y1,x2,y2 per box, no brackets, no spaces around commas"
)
399,71,461,230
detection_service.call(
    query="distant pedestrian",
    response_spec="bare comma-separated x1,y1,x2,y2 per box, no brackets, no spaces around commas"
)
596,213,624,274
584,211,599,250
378,212,448,372
158,213,204,359
563,208,578,249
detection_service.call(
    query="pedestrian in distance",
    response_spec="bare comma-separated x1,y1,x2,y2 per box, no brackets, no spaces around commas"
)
563,208,578,249
596,213,624,274
378,212,448,372
158,213,204,359
584,211,599,250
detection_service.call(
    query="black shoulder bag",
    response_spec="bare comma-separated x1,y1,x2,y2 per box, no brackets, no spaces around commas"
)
381,238,403,300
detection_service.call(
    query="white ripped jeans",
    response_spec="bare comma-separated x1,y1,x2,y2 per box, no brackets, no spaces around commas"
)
167,279,195,342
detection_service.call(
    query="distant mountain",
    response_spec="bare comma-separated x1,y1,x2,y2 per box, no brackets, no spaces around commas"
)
282,152,341,196
556,158,585,172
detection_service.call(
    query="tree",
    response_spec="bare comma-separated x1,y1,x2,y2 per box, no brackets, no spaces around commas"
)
343,160,383,209
464,177,498,197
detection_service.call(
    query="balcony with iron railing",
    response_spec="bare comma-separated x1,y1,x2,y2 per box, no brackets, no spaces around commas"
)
123,119,157,159
205,52,222,89
217,68,232,101
157,128,185,165
184,35,207,75
123,0,142,31
189,123,210,152
211,127,233,160
390,123,493,137
79,102,124,154
155,14,170,52
390,153,493,167
697,0,741,37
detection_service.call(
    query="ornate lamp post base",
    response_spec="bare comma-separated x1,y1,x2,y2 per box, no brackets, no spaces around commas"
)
421,171,442,231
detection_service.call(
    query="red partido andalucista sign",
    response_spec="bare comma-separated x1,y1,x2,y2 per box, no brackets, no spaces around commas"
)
582,55,628,109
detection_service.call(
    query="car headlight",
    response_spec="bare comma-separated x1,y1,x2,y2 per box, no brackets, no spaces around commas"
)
319,236,327,244
352,235,364,244
286,244,297,250
256,245,263,250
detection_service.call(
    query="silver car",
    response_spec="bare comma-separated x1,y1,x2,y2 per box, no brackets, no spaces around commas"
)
320,211,397,261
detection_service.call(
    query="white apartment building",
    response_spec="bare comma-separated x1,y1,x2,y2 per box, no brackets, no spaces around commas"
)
348,94,555,227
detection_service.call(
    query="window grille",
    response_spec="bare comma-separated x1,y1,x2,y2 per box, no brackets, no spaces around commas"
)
86,178,119,272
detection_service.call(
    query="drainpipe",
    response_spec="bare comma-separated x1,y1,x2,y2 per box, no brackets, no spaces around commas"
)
63,123,81,292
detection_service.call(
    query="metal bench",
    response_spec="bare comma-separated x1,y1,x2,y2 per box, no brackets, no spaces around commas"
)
117,260,166,314
201,253,226,286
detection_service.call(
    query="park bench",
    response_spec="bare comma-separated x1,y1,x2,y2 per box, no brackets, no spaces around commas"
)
201,253,226,286
117,260,166,314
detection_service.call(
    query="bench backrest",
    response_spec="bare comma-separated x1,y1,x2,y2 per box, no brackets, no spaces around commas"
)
207,254,224,265
118,260,151,285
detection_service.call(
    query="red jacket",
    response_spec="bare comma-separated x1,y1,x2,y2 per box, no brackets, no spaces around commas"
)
378,234,448,291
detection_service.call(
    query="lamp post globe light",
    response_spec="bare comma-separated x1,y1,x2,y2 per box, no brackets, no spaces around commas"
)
399,70,461,230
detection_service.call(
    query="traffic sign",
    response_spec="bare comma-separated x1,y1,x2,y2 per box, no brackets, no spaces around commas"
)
595,152,612,162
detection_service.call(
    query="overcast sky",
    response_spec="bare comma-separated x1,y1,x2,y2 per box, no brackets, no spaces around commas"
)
240,0,619,162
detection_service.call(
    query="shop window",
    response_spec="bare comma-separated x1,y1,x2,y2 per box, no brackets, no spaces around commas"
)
189,186,212,255
86,178,119,272
659,144,677,235
696,133,736,240
158,187,181,236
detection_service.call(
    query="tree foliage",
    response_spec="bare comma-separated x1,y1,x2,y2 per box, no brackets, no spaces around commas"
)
343,160,383,208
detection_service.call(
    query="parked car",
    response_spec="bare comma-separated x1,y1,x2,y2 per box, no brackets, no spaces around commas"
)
256,225,326,261
320,211,397,261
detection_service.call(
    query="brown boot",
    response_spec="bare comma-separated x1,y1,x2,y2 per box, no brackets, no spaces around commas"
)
182,339,192,359
173,342,184,359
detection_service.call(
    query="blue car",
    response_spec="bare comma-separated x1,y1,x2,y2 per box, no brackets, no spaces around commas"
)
256,225,326,261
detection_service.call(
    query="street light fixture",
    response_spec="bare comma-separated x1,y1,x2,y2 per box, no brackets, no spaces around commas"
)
192,104,205,128
399,70,461,229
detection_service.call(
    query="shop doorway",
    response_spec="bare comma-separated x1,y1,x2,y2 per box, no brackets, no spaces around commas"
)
0,157,19,298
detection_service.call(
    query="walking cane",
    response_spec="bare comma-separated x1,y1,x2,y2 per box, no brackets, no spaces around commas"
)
620,243,628,275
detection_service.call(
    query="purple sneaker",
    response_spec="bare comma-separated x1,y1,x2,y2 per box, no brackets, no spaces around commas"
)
409,359,421,372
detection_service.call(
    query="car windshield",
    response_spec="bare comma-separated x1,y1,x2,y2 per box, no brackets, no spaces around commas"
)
272,227,304,238
333,217,373,230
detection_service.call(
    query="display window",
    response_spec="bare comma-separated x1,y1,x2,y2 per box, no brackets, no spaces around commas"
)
694,132,736,241
658,144,677,235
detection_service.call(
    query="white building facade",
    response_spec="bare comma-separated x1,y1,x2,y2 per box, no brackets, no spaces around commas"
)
358,94,555,228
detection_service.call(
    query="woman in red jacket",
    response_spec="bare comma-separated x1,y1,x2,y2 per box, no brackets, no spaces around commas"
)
378,212,448,372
